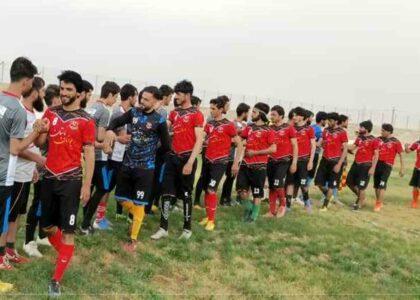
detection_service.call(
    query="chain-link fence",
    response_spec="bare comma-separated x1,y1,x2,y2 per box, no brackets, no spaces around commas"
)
1,60,419,130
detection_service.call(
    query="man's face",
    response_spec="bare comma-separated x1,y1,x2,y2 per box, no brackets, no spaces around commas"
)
293,113,303,124
175,92,187,106
60,81,79,107
341,119,349,128
141,91,157,111
359,126,367,135
86,90,93,102
381,129,390,138
210,103,223,119
21,77,34,94
251,108,260,122
32,89,45,112
270,110,281,123
163,93,173,106
109,93,119,106
129,92,138,107
51,96,62,107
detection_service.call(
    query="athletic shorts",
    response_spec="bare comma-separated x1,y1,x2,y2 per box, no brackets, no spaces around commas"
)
40,178,82,233
314,158,340,188
115,166,154,206
202,160,227,192
374,161,393,189
8,181,31,222
93,160,112,192
267,159,290,189
286,160,308,187
236,164,266,198
107,160,123,192
161,152,197,199
0,186,12,234
409,168,420,188
308,152,320,179
346,162,371,190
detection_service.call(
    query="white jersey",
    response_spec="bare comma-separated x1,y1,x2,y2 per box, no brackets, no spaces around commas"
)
109,106,128,162
15,104,41,183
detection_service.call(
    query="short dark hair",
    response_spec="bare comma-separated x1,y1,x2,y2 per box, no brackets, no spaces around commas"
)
294,106,306,117
236,103,250,117
174,80,193,95
100,81,120,98
57,70,83,93
360,120,373,133
120,84,138,101
316,111,328,123
218,95,230,105
82,80,93,93
338,114,348,125
44,84,60,107
191,96,201,106
327,112,340,121
288,108,295,120
142,86,163,100
271,105,285,117
10,57,38,82
159,84,173,97
382,123,394,134
210,98,224,109
22,76,45,98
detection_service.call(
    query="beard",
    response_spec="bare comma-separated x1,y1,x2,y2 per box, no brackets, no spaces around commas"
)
33,96,45,112
80,98,87,109
251,115,261,122
61,95,77,107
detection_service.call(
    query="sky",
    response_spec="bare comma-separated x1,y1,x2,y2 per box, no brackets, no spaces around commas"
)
1,0,420,114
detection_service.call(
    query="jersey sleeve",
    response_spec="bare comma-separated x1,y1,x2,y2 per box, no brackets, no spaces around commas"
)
168,110,176,124
308,126,315,139
241,126,250,139
107,109,133,131
288,126,297,138
341,130,348,143
194,111,204,127
82,119,96,145
354,137,361,146
10,106,27,139
157,120,171,154
227,122,237,137
98,108,110,128
372,138,380,150
396,140,403,154
410,142,419,151
204,123,210,135
267,129,276,144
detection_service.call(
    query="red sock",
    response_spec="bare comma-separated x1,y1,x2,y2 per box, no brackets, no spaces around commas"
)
204,193,210,219
413,189,419,202
207,193,217,221
48,229,62,252
277,188,286,207
269,190,278,214
95,201,107,222
52,243,75,282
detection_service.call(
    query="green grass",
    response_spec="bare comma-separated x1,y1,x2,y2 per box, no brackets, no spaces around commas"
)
1,154,419,298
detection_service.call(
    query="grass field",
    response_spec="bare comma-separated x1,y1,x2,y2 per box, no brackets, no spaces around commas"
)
0,154,419,298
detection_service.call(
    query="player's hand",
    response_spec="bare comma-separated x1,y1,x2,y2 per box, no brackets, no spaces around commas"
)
245,150,256,157
404,143,410,151
103,131,116,154
119,133,131,145
37,156,47,167
289,162,297,174
231,163,240,177
32,169,39,183
368,166,375,176
80,183,91,206
182,161,193,175
333,163,341,174
307,161,313,171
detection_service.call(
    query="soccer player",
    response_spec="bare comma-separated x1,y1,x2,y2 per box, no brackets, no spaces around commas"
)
81,81,120,233
264,105,298,218
307,111,327,186
151,80,204,240
315,112,348,211
285,107,316,212
347,120,380,211
198,97,243,230
5,76,46,263
237,102,276,222
80,80,93,109
36,70,95,296
220,102,250,206
23,84,61,258
373,124,404,212
103,86,170,251
405,140,419,208
0,57,45,271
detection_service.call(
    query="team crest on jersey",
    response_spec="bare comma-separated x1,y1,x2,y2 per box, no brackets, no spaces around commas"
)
217,127,224,133
146,122,152,129
183,116,190,123
133,117,138,124
69,120,78,130
255,131,262,138
208,126,214,133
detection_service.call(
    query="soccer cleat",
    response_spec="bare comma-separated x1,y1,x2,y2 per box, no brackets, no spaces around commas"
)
122,240,138,253
276,206,286,218
6,248,30,264
0,255,13,270
320,206,328,212
374,201,382,212
151,228,169,240
205,221,215,231
193,204,204,210
411,201,418,209
23,241,43,258
178,229,192,240
36,236,52,247
199,217,208,226
78,225,95,236
48,280,61,297
93,218,112,230
351,203,360,212
0,281,13,293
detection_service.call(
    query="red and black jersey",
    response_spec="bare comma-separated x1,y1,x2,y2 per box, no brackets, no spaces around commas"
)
322,127,348,161
354,134,380,164
43,106,95,180
409,140,420,169
168,107,204,156
294,125,315,160
378,136,403,166
269,123,297,161
204,118,237,163
241,123,275,166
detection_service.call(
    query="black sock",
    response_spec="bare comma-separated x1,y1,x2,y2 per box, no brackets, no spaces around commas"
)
116,201,123,215
302,191,309,203
160,195,172,231
0,247,5,256
286,195,292,208
323,196,330,208
6,242,14,249
183,195,192,230
82,189,105,228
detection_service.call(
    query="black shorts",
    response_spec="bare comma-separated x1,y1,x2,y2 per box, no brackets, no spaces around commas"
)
315,158,340,188
346,162,371,190
202,160,227,192
409,168,420,188
40,178,82,233
115,166,154,206
0,186,12,234
107,160,123,192
267,159,290,189
8,181,31,222
286,160,308,187
236,164,266,198
308,152,320,179
93,160,112,192
374,161,393,189
161,152,198,199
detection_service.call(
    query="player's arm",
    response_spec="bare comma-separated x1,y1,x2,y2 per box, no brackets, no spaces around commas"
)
369,148,379,175
290,137,298,173
398,152,404,177
103,110,133,153
10,119,48,156
231,135,244,176
157,120,171,155
334,142,348,173
183,126,205,175
81,144,95,205
18,150,46,166
347,143,357,154
307,138,316,170
250,144,276,156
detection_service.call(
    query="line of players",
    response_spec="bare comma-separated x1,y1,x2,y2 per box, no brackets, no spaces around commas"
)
0,57,419,296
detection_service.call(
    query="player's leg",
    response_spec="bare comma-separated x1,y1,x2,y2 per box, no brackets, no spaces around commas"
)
0,186,13,270
354,164,371,210
203,163,226,231
266,160,277,217
307,152,319,187
248,168,267,222
221,160,234,206
409,168,419,208
315,159,329,207
236,165,252,220
179,158,197,239
24,180,45,257
346,163,359,196
193,153,206,209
